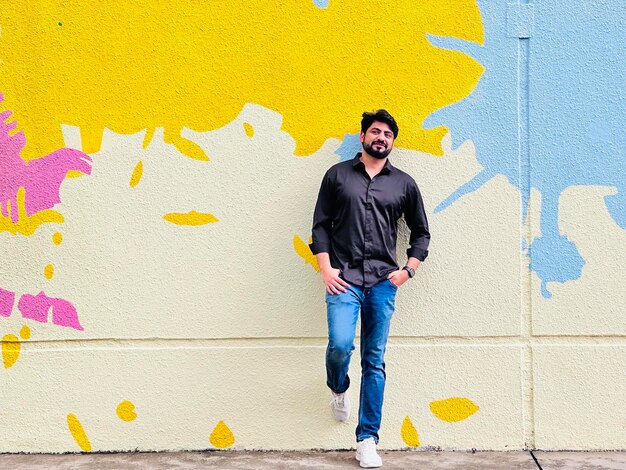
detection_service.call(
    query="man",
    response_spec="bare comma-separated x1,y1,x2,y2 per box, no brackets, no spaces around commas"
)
310,110,430,468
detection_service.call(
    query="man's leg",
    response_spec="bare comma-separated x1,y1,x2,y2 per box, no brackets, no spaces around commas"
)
355,279,397,443
325,286,362,394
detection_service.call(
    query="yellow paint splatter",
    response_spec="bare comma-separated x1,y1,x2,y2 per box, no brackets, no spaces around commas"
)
2,333,21,368
430,397,479,422
243,122,254,138
52,231,63,245
19,325,31,340
164,127,209,161
66,170,88,179
401,416,420,447
143,128,156,149
1,1,483,160
67,414,92,452
44,264,55,280
116,400,138,422
209,420,235,449
163,211,219,226
129,160,143,188
0,187,64,236
293,235,320,272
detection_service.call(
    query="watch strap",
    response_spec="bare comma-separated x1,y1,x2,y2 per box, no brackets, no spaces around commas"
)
402,266,415,278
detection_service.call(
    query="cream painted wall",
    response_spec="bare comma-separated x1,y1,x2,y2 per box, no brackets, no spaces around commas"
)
1,109,624,451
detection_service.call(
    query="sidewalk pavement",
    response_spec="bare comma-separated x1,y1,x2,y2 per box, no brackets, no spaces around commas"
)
2,450,625,469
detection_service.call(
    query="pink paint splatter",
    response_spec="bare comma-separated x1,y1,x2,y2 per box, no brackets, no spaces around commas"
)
0,288,15,317
1,287,83,331
0,92,92,222
17,292,83,331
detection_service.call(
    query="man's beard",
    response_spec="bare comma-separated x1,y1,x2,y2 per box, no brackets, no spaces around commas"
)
363,141,392,159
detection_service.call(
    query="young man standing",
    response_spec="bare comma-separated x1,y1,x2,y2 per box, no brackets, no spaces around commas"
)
310,110,430,468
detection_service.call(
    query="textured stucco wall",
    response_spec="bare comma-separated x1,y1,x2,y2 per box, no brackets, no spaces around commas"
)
1,0,624,452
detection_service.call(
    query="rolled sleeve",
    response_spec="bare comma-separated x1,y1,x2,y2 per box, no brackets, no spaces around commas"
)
310,170,334,255
310,241,331,255
404,180,430,262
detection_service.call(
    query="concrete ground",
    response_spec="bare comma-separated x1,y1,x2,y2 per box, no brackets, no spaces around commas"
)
1,451,625,469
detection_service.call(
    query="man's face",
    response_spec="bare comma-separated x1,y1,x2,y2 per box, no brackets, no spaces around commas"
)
360,121,395,159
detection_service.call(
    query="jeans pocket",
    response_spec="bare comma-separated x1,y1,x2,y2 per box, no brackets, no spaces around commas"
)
387,279,398,289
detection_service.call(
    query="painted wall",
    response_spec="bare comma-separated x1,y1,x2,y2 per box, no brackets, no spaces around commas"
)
1,0,624,452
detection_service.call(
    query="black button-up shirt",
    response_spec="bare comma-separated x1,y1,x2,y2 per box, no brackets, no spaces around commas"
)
310,153,430,288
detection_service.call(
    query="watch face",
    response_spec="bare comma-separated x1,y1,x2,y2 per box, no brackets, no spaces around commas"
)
404,266,415,278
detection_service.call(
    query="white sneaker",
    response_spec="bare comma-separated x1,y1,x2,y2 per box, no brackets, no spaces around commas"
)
329,390,351,422
356,437,382,468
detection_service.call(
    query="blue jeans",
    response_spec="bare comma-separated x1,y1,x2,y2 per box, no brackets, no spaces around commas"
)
325,279,397,443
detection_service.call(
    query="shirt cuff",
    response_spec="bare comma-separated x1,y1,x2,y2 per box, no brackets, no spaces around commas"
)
407,247,428,262
310,242,330,255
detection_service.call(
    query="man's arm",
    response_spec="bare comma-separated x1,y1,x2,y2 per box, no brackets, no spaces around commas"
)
405,256,421,271
404,180,430,263
388,180,430,287
309,171,349,294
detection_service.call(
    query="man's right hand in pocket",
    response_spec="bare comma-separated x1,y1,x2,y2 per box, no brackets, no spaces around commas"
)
322,267,349,295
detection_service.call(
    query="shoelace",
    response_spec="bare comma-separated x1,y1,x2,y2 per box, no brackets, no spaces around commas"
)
331,394,345,407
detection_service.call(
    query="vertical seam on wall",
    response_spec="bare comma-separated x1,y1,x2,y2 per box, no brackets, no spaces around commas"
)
518,0,535,450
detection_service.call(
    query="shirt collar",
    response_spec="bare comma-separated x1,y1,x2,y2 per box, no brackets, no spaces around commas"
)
352,152,394,174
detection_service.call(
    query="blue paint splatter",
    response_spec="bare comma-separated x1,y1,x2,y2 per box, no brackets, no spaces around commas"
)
423,1,521,215
423,0,625,298
336,133,361,162
313,0,328,8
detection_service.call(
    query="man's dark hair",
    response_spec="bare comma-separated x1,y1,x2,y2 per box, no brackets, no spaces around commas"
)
361,109,399,139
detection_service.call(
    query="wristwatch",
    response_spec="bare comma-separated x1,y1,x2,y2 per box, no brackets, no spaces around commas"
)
402,266,415,278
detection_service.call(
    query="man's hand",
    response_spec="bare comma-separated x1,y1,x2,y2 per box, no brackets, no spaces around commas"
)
315,252,349,295
322,267,349,295
387,269,410,288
